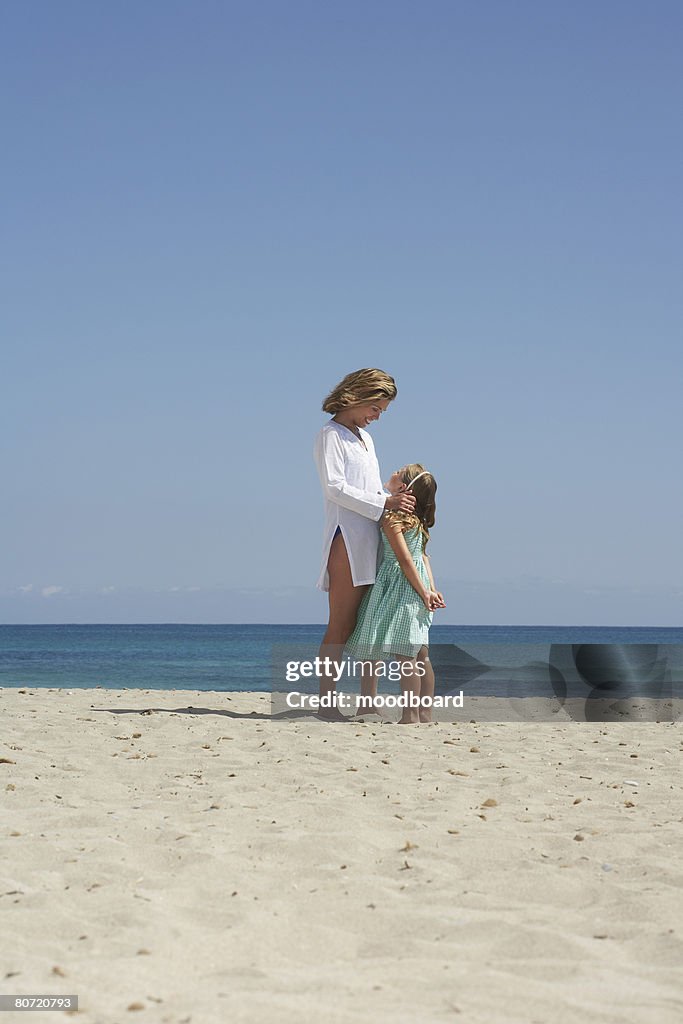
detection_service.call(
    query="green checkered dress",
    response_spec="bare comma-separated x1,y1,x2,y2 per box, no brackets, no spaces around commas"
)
345,523,432,659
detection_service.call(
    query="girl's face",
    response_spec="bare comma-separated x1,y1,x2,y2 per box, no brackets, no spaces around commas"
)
350,398,390,429
385,467,408,495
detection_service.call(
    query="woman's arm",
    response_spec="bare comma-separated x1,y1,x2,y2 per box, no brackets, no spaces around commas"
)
314,430,414,518
382,519,432,609
314,429,385,520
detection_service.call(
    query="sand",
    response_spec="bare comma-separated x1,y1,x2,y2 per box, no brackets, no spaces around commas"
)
2,688,682,1024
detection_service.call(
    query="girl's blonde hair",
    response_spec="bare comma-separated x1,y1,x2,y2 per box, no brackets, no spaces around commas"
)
322,368,397,414
385,463,437,550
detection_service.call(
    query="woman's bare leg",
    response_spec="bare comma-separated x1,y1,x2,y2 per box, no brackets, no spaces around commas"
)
317,532,368,720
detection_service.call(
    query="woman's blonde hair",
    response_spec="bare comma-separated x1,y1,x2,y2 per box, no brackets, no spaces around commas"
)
385,463,437,550
322,368,397,414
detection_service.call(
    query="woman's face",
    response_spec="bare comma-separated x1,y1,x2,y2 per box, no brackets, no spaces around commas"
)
350,398,390,428
385,467,408,495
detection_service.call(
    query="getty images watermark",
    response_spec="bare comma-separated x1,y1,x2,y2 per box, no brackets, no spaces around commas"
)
284,655,463,713
271,642,682,722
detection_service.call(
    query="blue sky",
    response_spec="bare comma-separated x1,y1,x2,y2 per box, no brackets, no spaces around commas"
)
3,1,681,625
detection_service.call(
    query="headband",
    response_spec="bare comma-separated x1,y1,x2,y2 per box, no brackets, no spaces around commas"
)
404,470,430,491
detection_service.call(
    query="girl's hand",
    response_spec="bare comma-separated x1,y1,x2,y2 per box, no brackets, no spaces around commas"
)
430,590,446,609
421,589,434,611
385,492,416,513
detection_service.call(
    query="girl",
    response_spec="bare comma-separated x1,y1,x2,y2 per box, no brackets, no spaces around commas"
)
314,368,416,720
345,464,445,724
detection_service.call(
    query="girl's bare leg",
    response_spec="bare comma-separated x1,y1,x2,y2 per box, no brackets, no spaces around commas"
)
395,655,421,724
359,659,384,705
359,661,377,702
354,660,394,718
318,532,368,721
417,646,435,723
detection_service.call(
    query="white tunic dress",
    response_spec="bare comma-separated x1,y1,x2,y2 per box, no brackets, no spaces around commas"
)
314,421,387,591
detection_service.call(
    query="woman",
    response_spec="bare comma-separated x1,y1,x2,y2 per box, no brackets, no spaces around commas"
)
314,368,415,720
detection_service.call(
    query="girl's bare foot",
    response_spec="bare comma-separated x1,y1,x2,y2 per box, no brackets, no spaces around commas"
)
351,708,393,723
349,714,392,724
316,706,349,722
352,696,392,720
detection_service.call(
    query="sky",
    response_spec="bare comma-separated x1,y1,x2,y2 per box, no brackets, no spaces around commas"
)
2,1,682,625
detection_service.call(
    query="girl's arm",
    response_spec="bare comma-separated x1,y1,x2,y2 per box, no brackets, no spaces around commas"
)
382,519,432,610
422,553,446,608
422,553,436,591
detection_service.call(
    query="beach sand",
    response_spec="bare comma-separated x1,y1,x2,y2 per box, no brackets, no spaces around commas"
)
2,688,682,1024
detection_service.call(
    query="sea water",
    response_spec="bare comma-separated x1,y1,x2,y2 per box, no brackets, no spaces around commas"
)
1,624,681,695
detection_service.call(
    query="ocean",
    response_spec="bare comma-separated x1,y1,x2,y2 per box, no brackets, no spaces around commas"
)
1,624,682,696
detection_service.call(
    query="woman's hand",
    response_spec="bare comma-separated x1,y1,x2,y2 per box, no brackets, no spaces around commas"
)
429,590,446,609
384,492,416,513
